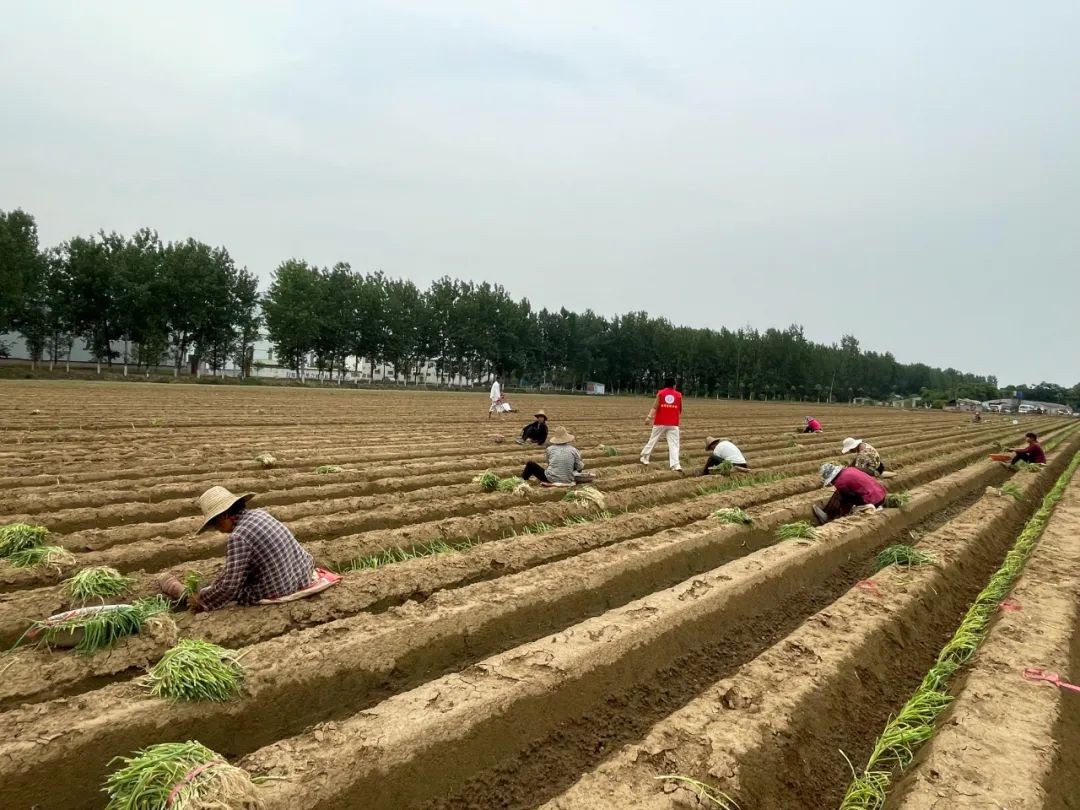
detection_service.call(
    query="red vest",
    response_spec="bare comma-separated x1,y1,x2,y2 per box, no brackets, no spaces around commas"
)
654,387,682,426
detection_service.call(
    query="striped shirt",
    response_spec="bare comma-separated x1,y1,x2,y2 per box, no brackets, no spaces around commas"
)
198,509,314,611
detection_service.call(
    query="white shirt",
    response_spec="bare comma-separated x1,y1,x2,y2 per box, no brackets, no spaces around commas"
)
710,440,746,465
489,381,501,402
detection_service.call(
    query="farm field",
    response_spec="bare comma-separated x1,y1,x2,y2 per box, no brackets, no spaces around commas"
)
1,380,1078,810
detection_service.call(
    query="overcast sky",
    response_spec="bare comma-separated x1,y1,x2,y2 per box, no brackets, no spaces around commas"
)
2,1,1076,385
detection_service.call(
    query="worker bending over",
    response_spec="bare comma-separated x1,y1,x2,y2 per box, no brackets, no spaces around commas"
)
702,437,750,476
159,487,328,610
841,437,894,478
804,416,823,433
812,463,887,525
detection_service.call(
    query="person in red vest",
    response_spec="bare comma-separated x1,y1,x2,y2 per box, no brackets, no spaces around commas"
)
640,376,683,472
803,416,823,433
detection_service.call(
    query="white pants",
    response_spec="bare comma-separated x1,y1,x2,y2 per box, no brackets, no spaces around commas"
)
641,425,680,469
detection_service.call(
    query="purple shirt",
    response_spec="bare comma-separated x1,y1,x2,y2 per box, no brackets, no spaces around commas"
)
833,467,887,505
1019,442,1046,464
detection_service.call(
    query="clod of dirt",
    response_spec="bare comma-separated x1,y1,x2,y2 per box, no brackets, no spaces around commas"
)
721,684,758,710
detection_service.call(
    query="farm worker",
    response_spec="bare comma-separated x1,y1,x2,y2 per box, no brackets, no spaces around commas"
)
841,437,894,478
702,437,750,476
640,377,683,472
1009,432,1046,466
803,416,823,433
812,463,887,525
158,486,315,611
521,426,586,484
972,411,982,423
488,379,503,419
516,411,549,445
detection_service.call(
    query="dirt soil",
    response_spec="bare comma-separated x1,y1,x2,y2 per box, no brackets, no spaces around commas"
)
0,380,1075,810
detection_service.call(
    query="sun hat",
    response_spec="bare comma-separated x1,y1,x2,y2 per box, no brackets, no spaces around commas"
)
197,486,254,533
704,436,722,450
548,426,575,445
841,437,862,454
820,463,842,487
535,410,547,419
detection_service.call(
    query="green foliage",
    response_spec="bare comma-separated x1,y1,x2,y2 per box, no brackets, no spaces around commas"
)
1000,482,1023,500
883,492,911,508
474,471,500,492
776,521,817,541
143,640,245,702
712,507,753,525
62,567,132,602
25,596,170,654
0,522,48,557
600,444,619,457
0,209,45,332
495,476,521,493
695,471,790,497
103,740,260,810
341,538,476,572
6,545,74,569
874,545,936,571
183,571,203,597
841,451,1080,809
6,206,1065,398
314,464,344,475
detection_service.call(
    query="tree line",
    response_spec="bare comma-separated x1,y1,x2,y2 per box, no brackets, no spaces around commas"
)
0,207,1073,404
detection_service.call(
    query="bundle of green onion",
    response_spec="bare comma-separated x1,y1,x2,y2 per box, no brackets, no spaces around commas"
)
712,507,753,525
777,521,817,540
103,740,262,810
26,595,170,654
143,639,245,702
474,470,500,492
875,544,937,571
0,522,48,557
6,545,74,570
62,567,133,602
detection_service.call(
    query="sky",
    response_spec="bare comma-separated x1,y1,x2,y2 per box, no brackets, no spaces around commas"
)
1,1,1076,386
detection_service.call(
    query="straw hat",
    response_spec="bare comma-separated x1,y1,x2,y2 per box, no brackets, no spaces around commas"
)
820,463,842,487
534,410,547,419
548,426,574,445
197,486,254,533
704,436,722,450
841,437,862,454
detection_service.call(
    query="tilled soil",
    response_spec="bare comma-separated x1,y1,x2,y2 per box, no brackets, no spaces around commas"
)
0,380,1076,810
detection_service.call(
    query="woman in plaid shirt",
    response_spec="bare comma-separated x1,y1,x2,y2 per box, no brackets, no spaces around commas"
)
159,487,314,611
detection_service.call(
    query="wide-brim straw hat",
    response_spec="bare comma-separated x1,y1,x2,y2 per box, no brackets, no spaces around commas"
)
705,436,722,450
197,486,254,533
535,410,547,419
841,437,862,454
548,426,575,444
820,463,842,487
